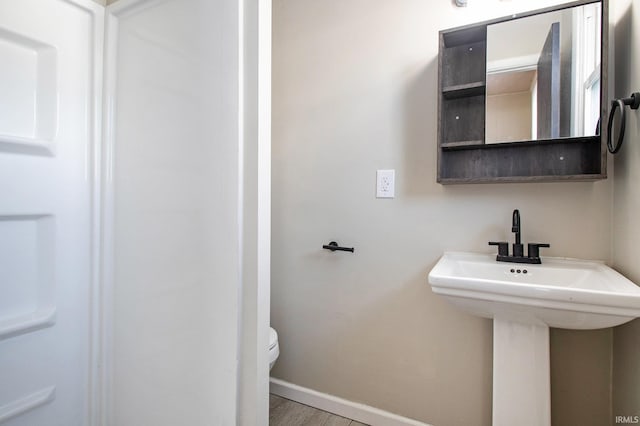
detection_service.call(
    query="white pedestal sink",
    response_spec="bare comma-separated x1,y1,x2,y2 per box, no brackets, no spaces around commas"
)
428,252,640,426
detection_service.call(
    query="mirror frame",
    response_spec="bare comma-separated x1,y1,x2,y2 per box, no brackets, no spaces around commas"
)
437,0,609,184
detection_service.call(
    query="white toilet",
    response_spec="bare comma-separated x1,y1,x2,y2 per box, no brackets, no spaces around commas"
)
269,327,280,370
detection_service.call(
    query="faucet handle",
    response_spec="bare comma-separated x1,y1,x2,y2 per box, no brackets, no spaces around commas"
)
489,241,509,256
528,243,550,259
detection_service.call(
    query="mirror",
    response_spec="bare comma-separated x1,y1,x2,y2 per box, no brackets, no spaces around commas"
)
437,0,608,183
485,3,602,144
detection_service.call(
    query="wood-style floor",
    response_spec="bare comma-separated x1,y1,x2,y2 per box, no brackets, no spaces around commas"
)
269,395,369,426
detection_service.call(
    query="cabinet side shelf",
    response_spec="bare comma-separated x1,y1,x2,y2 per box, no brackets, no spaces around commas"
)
442,82,486,99
441,140,484,149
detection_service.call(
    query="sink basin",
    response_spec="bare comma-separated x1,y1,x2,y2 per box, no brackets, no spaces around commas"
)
428,251,640,329
429,251,640,426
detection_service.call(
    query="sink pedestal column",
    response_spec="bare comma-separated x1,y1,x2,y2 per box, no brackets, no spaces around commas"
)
493,319,550,426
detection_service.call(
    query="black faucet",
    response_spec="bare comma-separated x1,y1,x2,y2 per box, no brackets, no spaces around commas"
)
512,209,523,257
489,209,550,264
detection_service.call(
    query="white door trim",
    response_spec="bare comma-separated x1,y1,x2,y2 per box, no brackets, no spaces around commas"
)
99,3,151,424
78,0,106,424
237,0,272,424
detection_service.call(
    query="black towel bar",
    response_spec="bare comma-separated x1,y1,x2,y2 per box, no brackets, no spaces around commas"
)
322,241,354,253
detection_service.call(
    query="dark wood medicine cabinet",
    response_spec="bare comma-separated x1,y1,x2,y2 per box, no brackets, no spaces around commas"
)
437,0,609,184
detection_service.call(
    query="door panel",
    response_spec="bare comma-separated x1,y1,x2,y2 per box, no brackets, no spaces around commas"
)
537,22,561,139
0,1,102,425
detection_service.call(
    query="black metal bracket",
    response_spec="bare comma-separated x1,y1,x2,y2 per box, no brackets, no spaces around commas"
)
607,92,640,154
322,241,354,253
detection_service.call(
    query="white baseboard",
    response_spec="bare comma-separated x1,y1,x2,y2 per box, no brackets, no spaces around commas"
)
269,378,433,426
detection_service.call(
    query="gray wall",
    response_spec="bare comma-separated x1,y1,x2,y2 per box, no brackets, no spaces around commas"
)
612,0,640,423
272,1,613,425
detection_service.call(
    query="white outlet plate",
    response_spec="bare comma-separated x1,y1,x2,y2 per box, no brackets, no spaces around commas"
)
376,169,395,198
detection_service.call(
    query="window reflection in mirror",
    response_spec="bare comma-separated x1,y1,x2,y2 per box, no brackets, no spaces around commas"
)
485,2,601,144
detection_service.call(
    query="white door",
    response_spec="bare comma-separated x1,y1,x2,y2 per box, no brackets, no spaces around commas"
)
0,1,103,425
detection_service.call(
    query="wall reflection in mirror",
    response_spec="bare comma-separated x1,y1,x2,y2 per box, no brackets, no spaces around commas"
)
485,3,601,144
